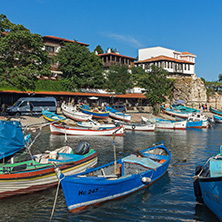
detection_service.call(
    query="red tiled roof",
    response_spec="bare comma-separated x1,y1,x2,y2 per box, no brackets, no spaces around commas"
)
0,90,147,99
98,52,137,60
42,36,89,46
135,55,195,64
181,51,196,56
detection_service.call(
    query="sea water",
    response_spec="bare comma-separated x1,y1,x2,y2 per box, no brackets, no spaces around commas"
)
0,125,221,221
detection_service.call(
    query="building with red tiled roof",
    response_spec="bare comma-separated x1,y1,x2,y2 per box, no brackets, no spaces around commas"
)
42,35,89,80
135,46,197,78
97,48,137,70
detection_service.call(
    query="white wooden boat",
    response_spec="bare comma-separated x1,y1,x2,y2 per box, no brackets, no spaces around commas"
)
105,106,131,122
114,121,155,131
155,118,187,130
61,104,92,122
77,120,116,129
50,123,124,136
164,108,189,119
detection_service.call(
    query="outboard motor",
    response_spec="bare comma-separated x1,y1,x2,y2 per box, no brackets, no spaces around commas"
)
75,142,90,155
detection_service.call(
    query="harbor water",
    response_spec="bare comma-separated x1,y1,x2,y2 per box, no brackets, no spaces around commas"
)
0,125,221,221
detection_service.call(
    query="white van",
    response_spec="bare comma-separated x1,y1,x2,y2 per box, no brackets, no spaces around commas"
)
6,97,57,117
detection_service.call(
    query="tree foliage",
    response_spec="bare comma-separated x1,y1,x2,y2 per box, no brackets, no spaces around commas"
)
0,14,50,91
55,41,105,90
106,64,133,94
94,45,104,54
132,65,174,114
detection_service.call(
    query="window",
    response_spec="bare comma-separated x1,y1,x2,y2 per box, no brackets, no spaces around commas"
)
45,46,54,53
19,101,28,107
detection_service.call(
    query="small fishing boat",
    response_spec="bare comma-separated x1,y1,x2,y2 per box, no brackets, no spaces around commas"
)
213,115,222,124
155,118,187,130
42,110,66,122
105,106,131,122
0,120,98,199
209,106,222,116
77,120,116,129
50,123,124,136
61,104,92,122
114,120,155,131
56,141,171,212
193,145,222,221
79,105,109,119
187,112,209,128
164,108,189,119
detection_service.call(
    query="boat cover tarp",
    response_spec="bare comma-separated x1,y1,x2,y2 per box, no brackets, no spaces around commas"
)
0,120,25,160
209,159,222,177
122,155,161,169
105,106,119,113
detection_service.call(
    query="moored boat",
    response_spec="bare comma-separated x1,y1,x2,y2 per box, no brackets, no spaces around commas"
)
50,123,124,136
155,118,187,130
193,146,222,221
56,141,171,212
61,104,92,122
0,120,98,199
164,108,189,119
77,120,116,129
209,106,222,116
105,106,131,122
79,105,109,119
42,110,66,122
114,120,155,131
213,115,222,124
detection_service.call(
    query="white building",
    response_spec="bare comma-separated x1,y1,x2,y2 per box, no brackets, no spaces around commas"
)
135,46,197,78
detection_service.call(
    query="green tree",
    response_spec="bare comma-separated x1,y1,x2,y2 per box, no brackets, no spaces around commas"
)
132,65,174,114
0,14,50,91
55,41,105,90
219,74,222,82
106,64,133,94
94,45,104,54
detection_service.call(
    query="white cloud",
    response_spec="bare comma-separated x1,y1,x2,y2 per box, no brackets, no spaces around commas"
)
101,32,144,48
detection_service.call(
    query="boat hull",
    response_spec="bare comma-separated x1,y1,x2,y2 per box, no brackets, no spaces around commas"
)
50,124,124,136
108,112,131,122
155,121,187,130
62,105,92,122
210,106,222,116
0,153,97,199
198,177,222,221
79,106,109,119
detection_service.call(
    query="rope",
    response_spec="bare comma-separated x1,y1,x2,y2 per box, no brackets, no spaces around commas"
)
49,179,60,222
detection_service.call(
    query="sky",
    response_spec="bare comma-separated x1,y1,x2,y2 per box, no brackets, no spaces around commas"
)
1,0,222,81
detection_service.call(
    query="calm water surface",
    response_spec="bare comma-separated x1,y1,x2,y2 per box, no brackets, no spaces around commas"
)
1,125,222,221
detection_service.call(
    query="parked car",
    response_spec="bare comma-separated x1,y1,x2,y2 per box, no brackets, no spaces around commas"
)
111,104,126,112
6,97,57,117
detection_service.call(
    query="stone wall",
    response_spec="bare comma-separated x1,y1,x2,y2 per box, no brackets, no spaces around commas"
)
171,77,207,108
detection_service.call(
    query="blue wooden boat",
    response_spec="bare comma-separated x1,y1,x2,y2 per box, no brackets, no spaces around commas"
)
79,105,109,119
209,106,222,116
213,115,222,124
105,106,131,122
42,110,66,122
193,146,222,221
56,141,171,212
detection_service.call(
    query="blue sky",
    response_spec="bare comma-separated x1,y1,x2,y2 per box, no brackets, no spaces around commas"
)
1,0,221,81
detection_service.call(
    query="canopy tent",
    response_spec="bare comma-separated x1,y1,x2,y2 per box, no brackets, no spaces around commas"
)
0,121,25,160
88,97,99,100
